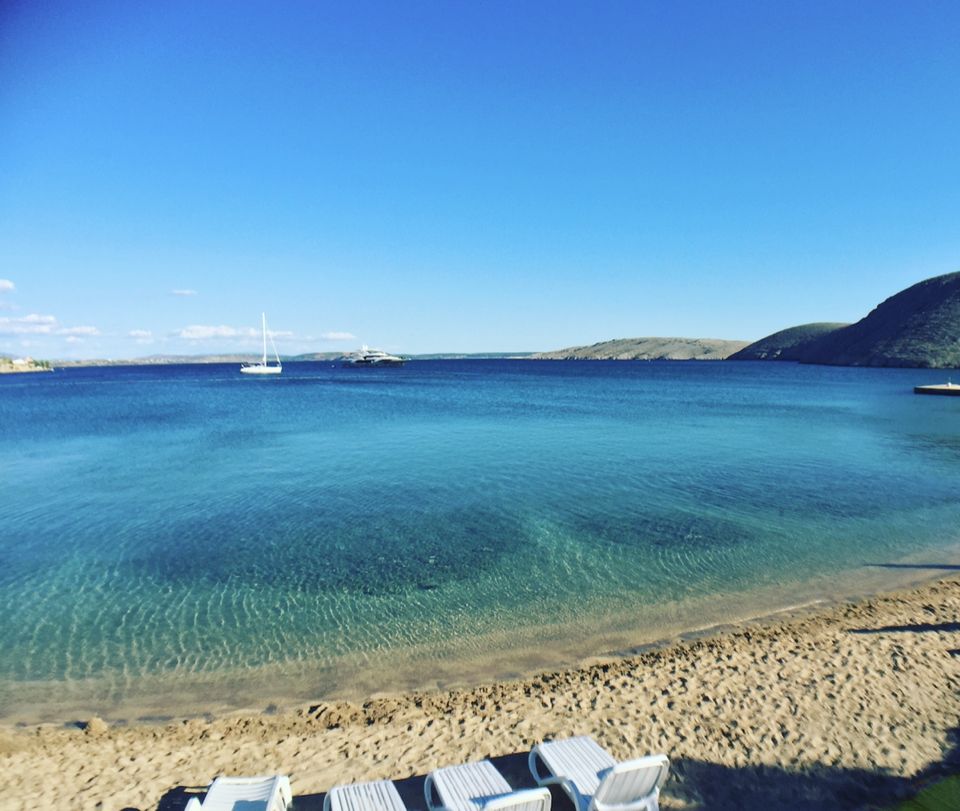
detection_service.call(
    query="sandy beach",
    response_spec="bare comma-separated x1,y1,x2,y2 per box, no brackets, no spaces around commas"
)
0,573,957,810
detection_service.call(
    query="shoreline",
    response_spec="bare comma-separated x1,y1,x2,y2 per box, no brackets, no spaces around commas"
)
3,550,960,729
3,572,960,810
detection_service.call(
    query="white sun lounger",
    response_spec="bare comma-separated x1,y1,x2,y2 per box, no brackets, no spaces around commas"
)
528,737,669,811
425,759,551,811
184,774,293,811
324,779,407,811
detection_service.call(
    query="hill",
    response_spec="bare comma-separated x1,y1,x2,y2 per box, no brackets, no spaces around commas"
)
290,352,348,361
733,271,960,368
800,272,960,367
728,323,848,361
534,337,748,361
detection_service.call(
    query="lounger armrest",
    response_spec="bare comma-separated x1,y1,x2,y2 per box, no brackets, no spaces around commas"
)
276,775,293,810
528,745,563,787
484,787,551,811
528,746,578,797
424,773,452,811
185,799,203,811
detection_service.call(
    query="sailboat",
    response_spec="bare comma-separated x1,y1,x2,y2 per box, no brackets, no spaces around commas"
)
240,313,282,375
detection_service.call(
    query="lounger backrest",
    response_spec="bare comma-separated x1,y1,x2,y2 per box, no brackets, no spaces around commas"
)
592,756,669,809
199,775,293,811
484,787,551,811
325,780,406,811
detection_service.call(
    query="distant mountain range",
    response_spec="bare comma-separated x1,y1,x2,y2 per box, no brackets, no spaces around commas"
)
55,354,268,367
732,271,960,368
533,337,748,361
295,351,534,361
53,351,535,366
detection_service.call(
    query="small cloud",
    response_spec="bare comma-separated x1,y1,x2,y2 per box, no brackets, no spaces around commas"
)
0,313,57,335
65,335,83,344
56,325,100,336
0,281,17,309
171,289,198,297
129,329,154,344
176,324,257,340
321,331,357,341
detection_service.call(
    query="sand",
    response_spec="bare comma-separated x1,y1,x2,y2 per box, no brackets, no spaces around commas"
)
2,574,959,811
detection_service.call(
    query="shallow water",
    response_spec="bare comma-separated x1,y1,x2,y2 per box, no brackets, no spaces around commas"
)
1,359,959,721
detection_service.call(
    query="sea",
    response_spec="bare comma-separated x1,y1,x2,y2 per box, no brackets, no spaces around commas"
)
2,359,959,722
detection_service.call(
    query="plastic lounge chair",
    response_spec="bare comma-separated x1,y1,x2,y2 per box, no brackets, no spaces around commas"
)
184,774,293,811
425,758,551,811
324,779,407,811
528,737,669,811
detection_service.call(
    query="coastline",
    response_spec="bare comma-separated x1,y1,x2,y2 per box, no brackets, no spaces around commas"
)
3,572,959,810
4,545,960,728
0,365,53,374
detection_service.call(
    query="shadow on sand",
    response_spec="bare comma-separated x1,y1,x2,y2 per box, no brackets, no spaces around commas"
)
665,734,959,810
154,784,205,810
156,730,960,811
849,621,960,634
865,562,960,571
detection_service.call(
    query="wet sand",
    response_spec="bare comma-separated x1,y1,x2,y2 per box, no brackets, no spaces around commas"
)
2,574,959,811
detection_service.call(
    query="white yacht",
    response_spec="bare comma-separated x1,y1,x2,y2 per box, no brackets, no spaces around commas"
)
342,345,407,367
240,313,282,375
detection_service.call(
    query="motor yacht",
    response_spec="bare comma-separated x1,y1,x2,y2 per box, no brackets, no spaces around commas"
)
342,346,407,367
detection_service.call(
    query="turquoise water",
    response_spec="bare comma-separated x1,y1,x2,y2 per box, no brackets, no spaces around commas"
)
2,360,959,720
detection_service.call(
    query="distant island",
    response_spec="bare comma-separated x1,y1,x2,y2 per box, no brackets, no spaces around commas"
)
296,351,535,361
732,271,960,368
53,354,268,368
51,351,537,367
408,352,535,360
533,337,748,361
0,356,52,374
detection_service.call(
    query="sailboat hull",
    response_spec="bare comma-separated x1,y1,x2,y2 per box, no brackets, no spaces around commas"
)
240,364,282,375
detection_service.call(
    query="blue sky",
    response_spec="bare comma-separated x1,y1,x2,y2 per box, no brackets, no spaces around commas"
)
1,1,958,358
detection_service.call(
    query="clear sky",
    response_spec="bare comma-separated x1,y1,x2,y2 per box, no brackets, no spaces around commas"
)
1,1,958,358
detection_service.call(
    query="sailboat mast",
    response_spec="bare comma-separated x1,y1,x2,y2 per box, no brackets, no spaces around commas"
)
261,312,267,365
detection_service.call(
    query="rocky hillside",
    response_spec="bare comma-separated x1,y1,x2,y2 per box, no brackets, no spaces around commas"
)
733,271,960,368
534,337,748,361
728,323,848,361
800,272,960,367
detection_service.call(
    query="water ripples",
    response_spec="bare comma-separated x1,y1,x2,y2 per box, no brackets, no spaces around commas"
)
2,360,960,713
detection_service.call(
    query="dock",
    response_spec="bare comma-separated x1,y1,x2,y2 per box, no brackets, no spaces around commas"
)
914,382,960,396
